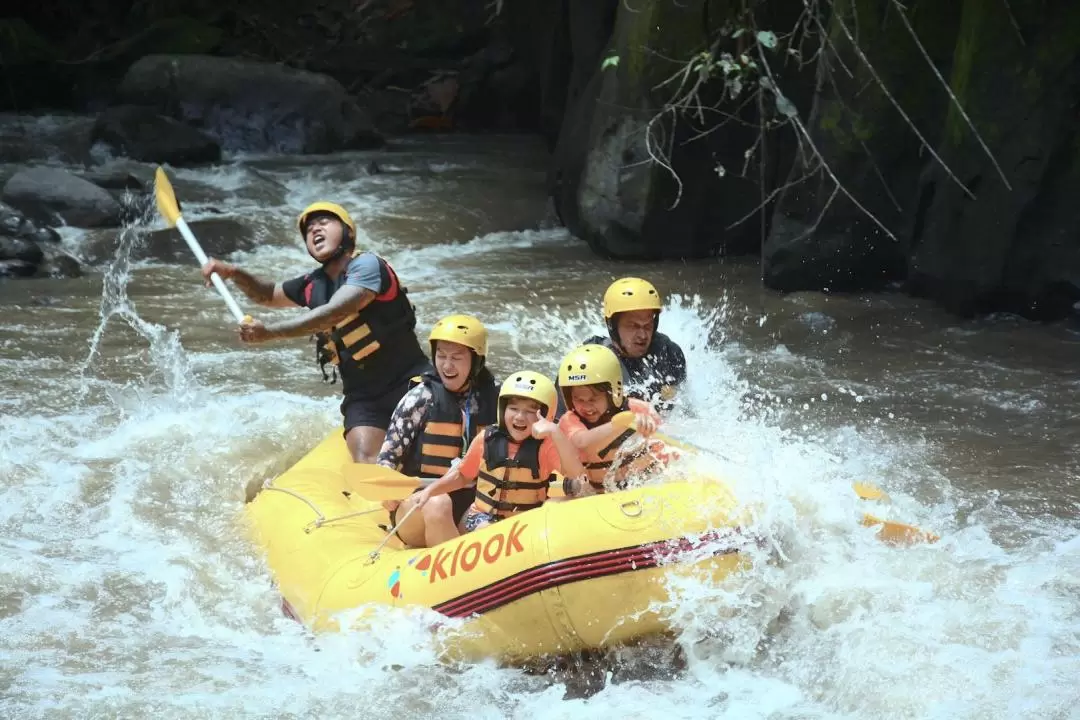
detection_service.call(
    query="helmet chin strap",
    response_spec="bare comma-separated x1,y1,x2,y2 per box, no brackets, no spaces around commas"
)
606,319,627,355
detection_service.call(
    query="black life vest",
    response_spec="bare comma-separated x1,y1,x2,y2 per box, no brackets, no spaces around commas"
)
300,255,425,393
473,427,552,519
588,333,682,410
402,370,499,479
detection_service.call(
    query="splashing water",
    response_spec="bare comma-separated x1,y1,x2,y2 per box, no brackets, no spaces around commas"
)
1,129,1079,719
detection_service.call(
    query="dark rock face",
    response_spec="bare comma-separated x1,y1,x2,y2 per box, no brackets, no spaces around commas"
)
116,54,385,154
8,0,1080,320
90,105,222,166
906,2,1080,320
764,1,963,293
2,168,123,228
762,0,1080,320
81,218,257,265
550,0,809,260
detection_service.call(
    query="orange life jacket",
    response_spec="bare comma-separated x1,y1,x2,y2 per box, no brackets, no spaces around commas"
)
472,427,553,519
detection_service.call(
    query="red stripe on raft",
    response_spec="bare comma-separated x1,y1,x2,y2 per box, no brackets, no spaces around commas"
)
282,597,302,622
436,548,661,618
432,528,747,619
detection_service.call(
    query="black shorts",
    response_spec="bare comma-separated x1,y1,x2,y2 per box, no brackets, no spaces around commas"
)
340,364,431,434
389,487,476,529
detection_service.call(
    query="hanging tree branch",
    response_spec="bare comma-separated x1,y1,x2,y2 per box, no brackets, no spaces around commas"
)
886,0,1012,190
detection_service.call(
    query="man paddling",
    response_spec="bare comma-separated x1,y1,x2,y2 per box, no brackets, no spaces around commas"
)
200,201,431,463
556,277,687,417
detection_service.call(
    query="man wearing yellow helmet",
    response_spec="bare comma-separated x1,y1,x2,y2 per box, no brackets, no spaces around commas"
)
377,315,500,548
557,344,669,492
408,370,586,545
200,201,430,463
558,277,687,415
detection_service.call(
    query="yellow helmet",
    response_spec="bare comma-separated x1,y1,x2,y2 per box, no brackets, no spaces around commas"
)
498,370,557,428
602,277,662,319
297,201,357,239
428,314,488,375
558,344,625,409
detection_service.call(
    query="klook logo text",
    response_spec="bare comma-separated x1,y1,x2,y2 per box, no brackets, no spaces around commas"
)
412,521,527,583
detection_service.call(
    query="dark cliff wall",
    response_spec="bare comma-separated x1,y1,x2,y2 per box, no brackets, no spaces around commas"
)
5,0,1080,319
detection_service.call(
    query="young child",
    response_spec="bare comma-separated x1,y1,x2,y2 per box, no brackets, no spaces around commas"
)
557,344,674,493
414,370,586,541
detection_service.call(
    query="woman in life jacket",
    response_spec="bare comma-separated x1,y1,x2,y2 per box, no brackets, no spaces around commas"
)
557,344,675,493
378,314,499,548
411,370,587,545
200,200,430,463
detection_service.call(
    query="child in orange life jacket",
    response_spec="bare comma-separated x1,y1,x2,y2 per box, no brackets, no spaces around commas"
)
557,344,674,493
413,371,587,541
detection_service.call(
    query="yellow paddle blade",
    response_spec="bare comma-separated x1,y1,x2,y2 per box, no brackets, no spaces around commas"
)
862,513,940,546
341,463,420,501
154,166,182,227
853,481,891,502
652,430,700,455
608,418,937,547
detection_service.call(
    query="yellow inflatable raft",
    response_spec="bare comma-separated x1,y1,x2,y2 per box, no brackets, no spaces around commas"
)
245,431,760,663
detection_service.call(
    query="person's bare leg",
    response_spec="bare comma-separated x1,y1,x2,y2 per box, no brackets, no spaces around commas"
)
386,493,427,547
345,426,385,463
424,496,463,546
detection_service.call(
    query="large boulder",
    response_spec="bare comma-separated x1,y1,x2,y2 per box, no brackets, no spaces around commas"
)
91,105,221,166
82,218,256,265
116,54,384,154
764,0,962,293
550,0,810,259
2,168,123,228
0,201,61,244
0,236,44,266
907,1,1080,319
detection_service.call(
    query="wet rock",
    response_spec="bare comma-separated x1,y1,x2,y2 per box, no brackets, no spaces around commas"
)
0,259,38,278
0,200,61,243
117,54,384,154
39,253,83,279
0,236,44,266
75,168,153,193
115,190,156,226
83,217,256,265
555,0,750,258
141,218,256,263
91,105,222,166
2,167,122,228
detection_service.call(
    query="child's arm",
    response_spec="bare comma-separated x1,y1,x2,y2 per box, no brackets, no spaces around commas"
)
415,465,474,507
415,435,483,507
532,411,585,479
566,420,632,452
564,403,659,453
550,425,585,479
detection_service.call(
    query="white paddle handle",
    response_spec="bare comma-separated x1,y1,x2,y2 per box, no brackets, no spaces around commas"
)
176,216,246,323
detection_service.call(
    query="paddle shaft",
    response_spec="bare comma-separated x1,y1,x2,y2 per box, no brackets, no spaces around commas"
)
368,502,420,561
174,216,246,323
